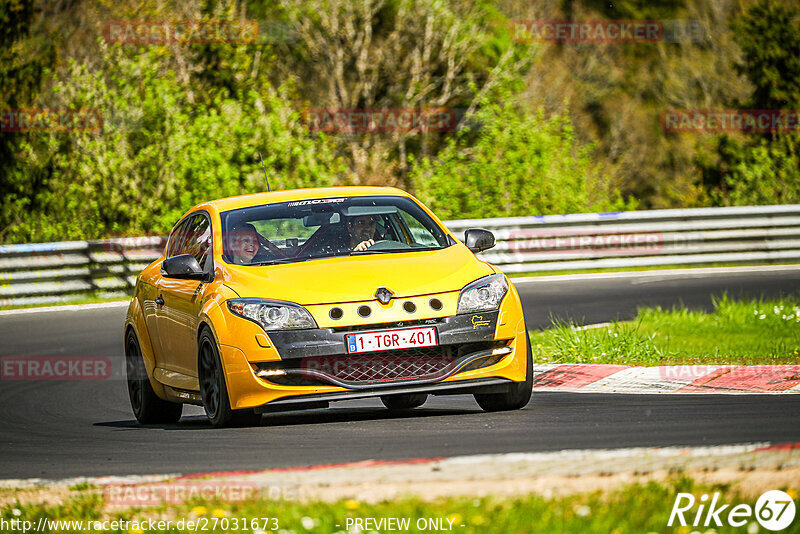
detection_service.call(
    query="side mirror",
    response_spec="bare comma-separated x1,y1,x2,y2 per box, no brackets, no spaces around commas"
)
162,254,206,280
464,228,496,253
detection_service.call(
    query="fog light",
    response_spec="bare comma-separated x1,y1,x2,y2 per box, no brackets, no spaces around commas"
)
256,368,287,378
492,346,513,356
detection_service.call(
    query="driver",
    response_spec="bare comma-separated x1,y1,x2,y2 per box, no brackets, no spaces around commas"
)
346,215,378,251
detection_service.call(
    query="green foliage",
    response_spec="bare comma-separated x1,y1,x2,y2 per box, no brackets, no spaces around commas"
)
3,46,344,243
730,0,800,110
698,0,800,206
409,98,632,219
0,0,58,235
0,0,56,110
715,134,800,205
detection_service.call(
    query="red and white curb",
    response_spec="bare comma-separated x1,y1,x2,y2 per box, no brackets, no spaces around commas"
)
533,364,800,393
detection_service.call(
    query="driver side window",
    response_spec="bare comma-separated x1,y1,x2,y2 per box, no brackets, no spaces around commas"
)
183,214,212,268
166,214,212,268
166,219,190,258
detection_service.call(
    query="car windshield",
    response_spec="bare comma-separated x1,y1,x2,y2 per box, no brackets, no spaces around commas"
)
220,196,451,265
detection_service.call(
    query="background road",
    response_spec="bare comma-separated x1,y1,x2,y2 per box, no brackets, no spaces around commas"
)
1,267,799,479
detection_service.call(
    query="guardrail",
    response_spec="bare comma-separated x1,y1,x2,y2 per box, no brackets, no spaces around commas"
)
0,237,166,307
1,205,798,307
447,204,800,273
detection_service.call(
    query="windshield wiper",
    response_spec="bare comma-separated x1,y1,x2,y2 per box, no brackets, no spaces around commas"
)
350,246,443,255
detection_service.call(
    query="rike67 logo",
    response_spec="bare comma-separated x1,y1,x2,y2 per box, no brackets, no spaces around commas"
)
669,490,796,531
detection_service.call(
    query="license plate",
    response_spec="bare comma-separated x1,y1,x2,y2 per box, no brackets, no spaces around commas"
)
346,326,438,354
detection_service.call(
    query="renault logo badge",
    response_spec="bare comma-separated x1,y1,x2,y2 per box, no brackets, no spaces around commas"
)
374,287,394,304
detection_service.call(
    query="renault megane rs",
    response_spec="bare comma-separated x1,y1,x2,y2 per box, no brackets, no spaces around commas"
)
125,187,531,427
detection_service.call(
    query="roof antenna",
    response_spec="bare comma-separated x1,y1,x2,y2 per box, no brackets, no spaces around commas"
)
259,152,272,192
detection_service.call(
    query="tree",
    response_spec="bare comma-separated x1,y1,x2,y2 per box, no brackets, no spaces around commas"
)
699,0,800,205
4,45,345,243
274,0,531,186
0,0,57,238
730,0,800,110
409,95,630,219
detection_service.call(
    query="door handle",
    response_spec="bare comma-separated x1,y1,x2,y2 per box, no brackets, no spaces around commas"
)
155,296,165,306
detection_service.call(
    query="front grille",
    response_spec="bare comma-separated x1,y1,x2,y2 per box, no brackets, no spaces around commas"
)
303,351,453,383
257,341,503,387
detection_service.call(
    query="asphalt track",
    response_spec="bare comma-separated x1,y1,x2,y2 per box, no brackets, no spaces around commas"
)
0,267,799,479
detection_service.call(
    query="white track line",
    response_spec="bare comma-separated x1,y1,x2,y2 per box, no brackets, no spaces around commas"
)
512,264,800,284
572,322,612,331
0,300,130,316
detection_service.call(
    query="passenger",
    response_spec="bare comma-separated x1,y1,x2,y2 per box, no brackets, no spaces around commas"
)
228,223,261,264
228,223,287,264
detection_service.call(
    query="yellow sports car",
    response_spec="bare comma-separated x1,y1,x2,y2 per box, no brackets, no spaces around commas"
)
125,187,531,427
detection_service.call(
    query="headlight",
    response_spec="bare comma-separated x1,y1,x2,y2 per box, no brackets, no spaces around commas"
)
457,274,509,314
227,299,317,331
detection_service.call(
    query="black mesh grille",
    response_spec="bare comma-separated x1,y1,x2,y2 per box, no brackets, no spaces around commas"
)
305,352,453,383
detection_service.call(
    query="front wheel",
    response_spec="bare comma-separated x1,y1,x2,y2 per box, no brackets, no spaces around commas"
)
474,331,532,412
125,330,183,424
198,328,261,428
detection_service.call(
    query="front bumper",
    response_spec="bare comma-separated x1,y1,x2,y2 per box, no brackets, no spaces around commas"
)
216,286,528,410
218,329,527,411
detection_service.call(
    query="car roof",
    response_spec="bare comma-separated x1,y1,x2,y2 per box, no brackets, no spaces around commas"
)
191,186,411,215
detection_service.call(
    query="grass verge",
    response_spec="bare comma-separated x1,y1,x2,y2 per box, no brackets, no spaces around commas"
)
531,295,800,365
2,477,796,533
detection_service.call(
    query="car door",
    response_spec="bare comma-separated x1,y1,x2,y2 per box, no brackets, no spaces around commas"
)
143,219,189,367
156,212,213,380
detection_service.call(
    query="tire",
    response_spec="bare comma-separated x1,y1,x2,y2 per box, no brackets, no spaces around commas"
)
474,330,533,412
125,330,183,424
380,393,428,410
198,328,262,428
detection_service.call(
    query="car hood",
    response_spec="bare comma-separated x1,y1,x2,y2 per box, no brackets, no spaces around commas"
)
221,244,495,305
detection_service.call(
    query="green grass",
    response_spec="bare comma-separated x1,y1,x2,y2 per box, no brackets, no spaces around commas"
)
2,477,795,533
531,295,800,365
